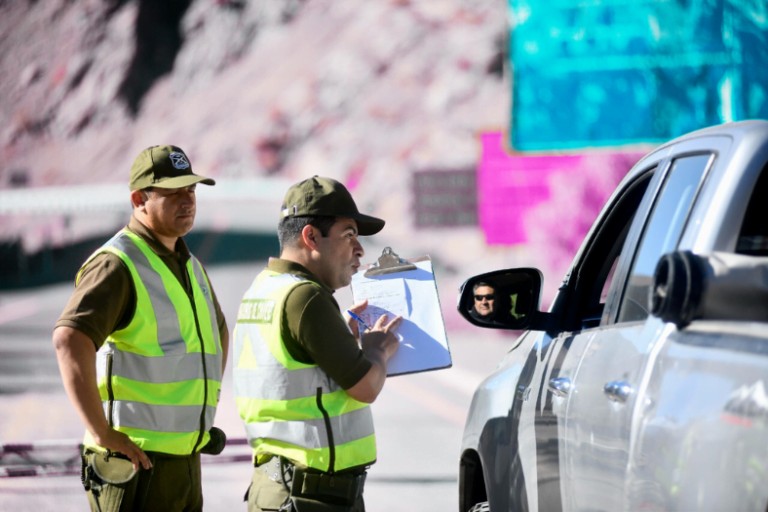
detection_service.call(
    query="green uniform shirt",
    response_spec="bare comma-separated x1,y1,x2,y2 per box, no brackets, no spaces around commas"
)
267,258,372,390
55,216,228,349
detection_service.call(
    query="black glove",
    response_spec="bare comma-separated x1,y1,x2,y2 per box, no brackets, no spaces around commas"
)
200,427,226,455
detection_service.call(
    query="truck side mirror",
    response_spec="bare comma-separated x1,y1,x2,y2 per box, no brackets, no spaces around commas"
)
651,250,768,329
457,268,547,330
650,251,705,328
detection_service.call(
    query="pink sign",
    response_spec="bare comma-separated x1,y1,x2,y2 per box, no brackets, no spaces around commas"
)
478,132,645,246
479,132,579,244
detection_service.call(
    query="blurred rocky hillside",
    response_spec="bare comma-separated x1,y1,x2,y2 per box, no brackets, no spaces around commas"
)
1,0,530,325
4,2,517,250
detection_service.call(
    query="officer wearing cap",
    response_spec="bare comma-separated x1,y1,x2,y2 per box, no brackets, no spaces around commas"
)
53,145,229,512
234,176,402,511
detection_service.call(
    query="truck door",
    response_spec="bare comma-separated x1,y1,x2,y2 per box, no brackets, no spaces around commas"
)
627,132,768,512
515,157,662,512
560,146,719,512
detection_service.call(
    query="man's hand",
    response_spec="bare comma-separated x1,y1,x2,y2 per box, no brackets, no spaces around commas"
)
93,428,152,471
344,299,369,339
346,313,402,404
360,313,402,361
53,327,152,471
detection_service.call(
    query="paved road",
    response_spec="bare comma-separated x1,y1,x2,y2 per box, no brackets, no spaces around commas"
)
0,261,514,511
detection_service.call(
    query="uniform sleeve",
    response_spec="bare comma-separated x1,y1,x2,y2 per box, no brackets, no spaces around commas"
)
284,284,372,390
54,253,135,350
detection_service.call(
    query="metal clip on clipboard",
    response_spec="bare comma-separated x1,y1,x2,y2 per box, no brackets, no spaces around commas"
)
364,247,417,277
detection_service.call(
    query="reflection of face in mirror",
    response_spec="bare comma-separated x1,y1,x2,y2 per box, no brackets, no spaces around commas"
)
473,283,496,318
469,281,502,325
461,270,540,329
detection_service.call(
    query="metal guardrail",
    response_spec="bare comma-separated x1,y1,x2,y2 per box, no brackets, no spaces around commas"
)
0,437,253,478
0,178,292,215
0,177,289,257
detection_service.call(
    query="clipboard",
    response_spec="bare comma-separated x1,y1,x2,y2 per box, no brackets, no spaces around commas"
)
351,247,452,376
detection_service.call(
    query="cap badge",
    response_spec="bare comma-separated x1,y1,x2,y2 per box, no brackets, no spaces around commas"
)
169,152,190,170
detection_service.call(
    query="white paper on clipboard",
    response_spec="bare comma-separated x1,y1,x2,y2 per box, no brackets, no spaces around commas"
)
351,256,451,376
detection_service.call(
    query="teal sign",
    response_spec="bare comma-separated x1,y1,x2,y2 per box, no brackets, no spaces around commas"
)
509,1,768,151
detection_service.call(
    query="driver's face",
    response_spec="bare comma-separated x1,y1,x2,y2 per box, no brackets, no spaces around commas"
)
474,285,496,316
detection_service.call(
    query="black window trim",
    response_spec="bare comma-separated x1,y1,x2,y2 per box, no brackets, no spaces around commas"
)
556,166,658,333
592,161,668,328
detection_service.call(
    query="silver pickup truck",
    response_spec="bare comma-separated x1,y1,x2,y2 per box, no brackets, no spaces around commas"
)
457,120,768,512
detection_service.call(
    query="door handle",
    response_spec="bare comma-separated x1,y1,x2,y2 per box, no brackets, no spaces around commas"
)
548,377,573,397
604,380,634,403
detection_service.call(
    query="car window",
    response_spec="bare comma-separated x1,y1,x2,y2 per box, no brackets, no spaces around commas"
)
600,256,619,303
567,169,654,331
617,154,712,323
737,162,768,255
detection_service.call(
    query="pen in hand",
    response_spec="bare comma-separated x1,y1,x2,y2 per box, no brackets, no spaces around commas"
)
346,310,372,333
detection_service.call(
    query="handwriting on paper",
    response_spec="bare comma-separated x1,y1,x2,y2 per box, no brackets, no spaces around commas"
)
353,278,407,326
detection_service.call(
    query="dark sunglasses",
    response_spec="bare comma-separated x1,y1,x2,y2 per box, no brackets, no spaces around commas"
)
474,294,494,301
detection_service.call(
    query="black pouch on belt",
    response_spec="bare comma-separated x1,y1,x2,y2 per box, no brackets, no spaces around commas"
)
82,449,140,512
200,426,227,455
289,469,365,512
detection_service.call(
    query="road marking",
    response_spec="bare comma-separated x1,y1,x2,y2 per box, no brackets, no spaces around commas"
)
0,375,63,388
386,377,467,426
426,365,488,397
367,475,457,484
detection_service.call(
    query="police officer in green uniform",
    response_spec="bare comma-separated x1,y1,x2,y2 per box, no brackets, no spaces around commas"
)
53,145,229,512
234,177,402,512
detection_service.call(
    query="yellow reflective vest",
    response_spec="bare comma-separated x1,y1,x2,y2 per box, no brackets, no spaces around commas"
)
233,269,376,472
80,229,222,455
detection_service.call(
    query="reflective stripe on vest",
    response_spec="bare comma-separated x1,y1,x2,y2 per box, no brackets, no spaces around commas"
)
233,270,376,472
80,229,222,455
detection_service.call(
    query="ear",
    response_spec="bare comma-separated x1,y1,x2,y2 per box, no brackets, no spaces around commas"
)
300,224,321,251
130,189,148,210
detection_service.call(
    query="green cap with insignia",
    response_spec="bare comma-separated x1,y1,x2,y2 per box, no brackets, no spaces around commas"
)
129,145,215,191
281,176,385,236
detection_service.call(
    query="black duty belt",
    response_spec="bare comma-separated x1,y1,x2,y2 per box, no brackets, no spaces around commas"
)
292,468,366,504
258,455,367,504
84,448,199,461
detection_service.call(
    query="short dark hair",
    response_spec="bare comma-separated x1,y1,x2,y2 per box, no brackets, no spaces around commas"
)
278,215,337,253
473,281,496,294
